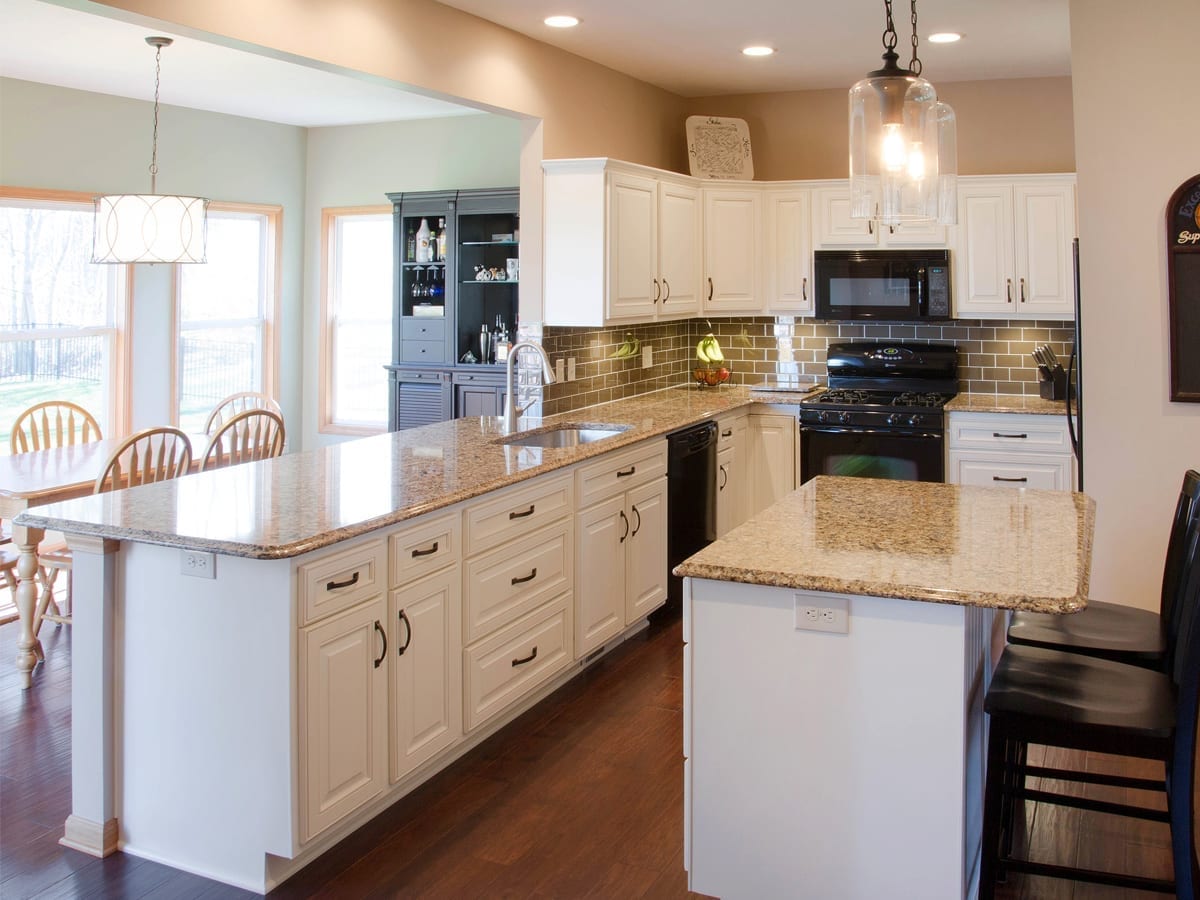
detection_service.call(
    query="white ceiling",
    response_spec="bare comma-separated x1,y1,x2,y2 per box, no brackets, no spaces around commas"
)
0,0,1071,127
0,0,483,127
434,0,1072,97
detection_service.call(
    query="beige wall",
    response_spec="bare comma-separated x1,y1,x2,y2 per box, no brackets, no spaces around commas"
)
1070,0,1200,609
683,77,1075,180
91,0,688,171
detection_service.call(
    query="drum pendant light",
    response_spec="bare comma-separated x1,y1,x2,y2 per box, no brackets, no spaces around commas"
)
92,36,208,264
849,0,957,226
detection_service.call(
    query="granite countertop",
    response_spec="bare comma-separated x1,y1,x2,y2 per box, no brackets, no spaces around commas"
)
946,392,1068,415
16,384,772,560
675,475,1094,613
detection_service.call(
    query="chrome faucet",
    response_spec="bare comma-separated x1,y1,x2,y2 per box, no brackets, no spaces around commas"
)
503,340,557,433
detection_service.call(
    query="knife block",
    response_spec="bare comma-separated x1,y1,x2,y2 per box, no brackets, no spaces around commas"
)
1039,367,1069,401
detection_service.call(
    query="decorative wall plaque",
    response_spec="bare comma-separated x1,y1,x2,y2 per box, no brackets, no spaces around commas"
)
685,116,754,180
1167,174,1200,402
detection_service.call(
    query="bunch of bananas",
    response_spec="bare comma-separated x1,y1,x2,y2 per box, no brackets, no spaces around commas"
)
695,332,724,364
609,333,640,359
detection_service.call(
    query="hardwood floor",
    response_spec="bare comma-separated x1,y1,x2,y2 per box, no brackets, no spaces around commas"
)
0,611,1181,899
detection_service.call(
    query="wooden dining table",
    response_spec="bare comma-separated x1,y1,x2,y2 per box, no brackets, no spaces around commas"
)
1,436,204,689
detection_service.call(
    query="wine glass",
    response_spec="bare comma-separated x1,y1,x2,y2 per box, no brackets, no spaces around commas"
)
410,267,424,300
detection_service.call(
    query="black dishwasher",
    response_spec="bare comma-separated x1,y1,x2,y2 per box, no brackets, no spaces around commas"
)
665,420,718,609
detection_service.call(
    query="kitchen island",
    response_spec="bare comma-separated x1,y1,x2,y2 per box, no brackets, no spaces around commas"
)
9,384,768,894
675,476,1094,900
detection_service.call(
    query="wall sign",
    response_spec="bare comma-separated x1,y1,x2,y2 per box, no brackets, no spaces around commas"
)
1167,174,1200,402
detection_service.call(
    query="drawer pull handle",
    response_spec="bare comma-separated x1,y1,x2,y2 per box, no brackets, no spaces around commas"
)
327,571,360,591
1006,278,1013,303
992,432,1028,439
631,504,642,538
802,276,808,302
511,567,538,585
397,609,413,656
619,509,630,543
617,466,636,478
663,279,671,301
411,541,439,558
721,429,733,437
719,465,728,491
509,505,535,520
1019,277,1026,303
652,278,661,303
374,620,387,669
993,476,1029,483
512,646,538,667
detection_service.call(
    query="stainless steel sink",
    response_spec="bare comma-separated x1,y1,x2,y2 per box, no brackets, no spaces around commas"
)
496,423,630,448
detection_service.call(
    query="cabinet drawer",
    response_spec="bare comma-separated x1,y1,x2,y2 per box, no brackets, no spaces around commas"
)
948,413,1070,454
949,452,1072,491
402,339,445,362
389,512,459,587
401,319,446,341
463,472,572,556
575,439,668,507
463,595,573,732
298,539,387,625
464,520,572,643
716,413,745,448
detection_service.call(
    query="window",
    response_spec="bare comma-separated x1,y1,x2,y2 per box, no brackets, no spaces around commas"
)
320,207,393,434
175,203,280,434
0,188,129,454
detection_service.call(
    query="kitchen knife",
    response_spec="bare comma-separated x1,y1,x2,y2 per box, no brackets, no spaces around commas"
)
1044,345,1060,367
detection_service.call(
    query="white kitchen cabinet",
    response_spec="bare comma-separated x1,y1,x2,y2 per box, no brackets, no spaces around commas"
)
812,182,947,248
703,186,762,313
954,175,1076,319
748,412,796,516
299,596,389,843
543,159,701,325
946,411,1075,490
574,439,669,656
389,567,462,783
765,189,813,314
716,412,749,535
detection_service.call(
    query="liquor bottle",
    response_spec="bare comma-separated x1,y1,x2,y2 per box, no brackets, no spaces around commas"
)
406,225,416,262
416,218,431,263
437,218,447,262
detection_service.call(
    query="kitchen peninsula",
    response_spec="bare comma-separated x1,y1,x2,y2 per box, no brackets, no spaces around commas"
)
676,475,1095,900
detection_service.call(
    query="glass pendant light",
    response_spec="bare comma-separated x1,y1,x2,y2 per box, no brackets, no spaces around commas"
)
849,0,957,226
92,37,208,264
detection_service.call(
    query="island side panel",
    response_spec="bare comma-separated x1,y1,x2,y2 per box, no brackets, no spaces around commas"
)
116,542,295,892
685,578,984,900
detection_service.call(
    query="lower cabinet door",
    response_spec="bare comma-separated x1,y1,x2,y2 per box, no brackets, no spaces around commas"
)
390,568,463,784
575,495,627,656
716,445,734,538
300,598,388,842
626,477,668,623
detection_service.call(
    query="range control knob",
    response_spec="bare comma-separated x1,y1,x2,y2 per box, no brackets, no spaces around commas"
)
908,414,923,427
838,411,852,425
817,410,829,424
887,413,903,426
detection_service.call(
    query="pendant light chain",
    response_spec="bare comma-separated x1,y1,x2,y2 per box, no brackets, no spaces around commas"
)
149,40,163,194
881,0,898,52
908,0,922,76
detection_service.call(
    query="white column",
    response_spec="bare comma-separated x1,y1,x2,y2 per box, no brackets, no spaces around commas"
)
60,533,121,857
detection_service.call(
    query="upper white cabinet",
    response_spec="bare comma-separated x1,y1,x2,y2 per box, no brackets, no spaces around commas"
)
543,159,701,326
954,175,1077,319
811,182,947,248
765,189,813,314
703,186,762,313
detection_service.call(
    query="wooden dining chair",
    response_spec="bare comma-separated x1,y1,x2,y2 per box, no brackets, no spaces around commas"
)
199,409,286,471
36,427,194,633
10,400,102,453
203,392,282,436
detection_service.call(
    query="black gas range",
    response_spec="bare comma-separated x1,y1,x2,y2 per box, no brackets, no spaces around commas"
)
798,342,959,484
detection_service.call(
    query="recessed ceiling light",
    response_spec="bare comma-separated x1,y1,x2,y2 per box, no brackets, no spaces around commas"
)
928,32,962,43
544,15,580,28
742,46,775,57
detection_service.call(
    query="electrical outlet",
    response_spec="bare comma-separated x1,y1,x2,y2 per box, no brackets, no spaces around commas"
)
181,550,216,579
642,344,653,368
567,357,577,381
555,357,565,382
794,594,848,633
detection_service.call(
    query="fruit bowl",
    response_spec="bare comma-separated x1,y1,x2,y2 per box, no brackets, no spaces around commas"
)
693,365,731,387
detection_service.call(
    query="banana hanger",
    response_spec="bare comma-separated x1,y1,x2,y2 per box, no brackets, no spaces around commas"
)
608,332,640,359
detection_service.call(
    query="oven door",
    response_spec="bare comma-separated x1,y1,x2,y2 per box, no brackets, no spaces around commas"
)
799,426,944,484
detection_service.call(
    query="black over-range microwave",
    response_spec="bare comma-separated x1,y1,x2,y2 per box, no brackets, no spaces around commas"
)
813,249,951,322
